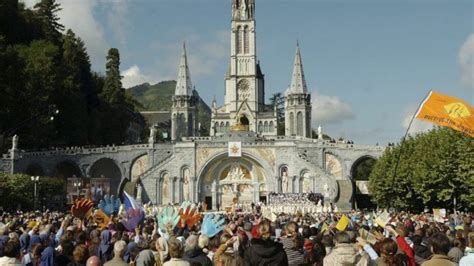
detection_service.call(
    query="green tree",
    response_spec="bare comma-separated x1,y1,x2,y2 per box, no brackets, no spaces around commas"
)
368,127,473,211
34,0,64,43
102,48,124,105
15,40,61,149
0,173,65,211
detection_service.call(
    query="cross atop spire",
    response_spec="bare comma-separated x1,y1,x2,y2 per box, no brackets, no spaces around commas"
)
288,43,308,94
175,42,193,96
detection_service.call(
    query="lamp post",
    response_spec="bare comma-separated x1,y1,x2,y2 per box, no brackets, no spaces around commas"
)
31,176,39,210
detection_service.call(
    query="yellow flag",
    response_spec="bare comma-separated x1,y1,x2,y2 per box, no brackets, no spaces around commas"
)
336,215,350,231
416,91,474,137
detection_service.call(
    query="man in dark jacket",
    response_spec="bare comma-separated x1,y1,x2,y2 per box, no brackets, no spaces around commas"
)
182,235,212,266
244,219,288,266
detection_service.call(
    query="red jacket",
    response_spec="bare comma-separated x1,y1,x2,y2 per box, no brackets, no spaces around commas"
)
396,236,416,266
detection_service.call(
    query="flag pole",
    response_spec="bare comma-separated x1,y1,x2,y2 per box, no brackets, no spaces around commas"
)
390,91,432,186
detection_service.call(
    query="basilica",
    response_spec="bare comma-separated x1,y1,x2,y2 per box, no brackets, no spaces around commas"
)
4,0,383,211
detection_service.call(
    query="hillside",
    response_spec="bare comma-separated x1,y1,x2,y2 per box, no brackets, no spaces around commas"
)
127,81,212,134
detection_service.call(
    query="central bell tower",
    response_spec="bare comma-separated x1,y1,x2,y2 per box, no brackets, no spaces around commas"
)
225,0,264,114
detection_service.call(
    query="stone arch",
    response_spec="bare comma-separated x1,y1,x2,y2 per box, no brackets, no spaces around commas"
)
258,121,263,133
25,163,45,177
269,121,274,132
350,155,377,209
214,122,219,134
130,153,148,183
196,151,276,209
89,158,122,195
264,121,269,132
225,122,230,132
350,155,377,181
300,169,312,193
54,160,82,178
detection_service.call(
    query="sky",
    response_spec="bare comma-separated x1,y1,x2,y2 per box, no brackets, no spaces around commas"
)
22,0,474,145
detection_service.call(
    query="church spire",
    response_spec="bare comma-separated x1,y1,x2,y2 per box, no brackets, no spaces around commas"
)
175,42,193,96
288,42,308,94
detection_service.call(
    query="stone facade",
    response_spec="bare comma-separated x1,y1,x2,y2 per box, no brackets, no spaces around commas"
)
1,0,386,211
3,135,384,210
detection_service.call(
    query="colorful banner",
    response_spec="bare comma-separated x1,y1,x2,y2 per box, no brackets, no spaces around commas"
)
416,91,474,137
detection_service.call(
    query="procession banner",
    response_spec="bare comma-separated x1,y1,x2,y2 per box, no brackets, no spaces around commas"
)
228,141,242,157
415,91,474,137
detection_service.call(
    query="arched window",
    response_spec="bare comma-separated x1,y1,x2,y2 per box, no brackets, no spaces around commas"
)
244,26,249,54
269,121,274,132
188,114,193,136
214,122,219,134
289,112,295,136
225,122,230,132
264,121,269,132
297,112,303,136
220,122,225,133
258,121,263,133
236,26,242,54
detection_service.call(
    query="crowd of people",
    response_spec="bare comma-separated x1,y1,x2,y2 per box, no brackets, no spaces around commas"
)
0,199,473,266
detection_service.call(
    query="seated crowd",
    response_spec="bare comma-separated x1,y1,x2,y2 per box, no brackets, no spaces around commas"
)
0,204,472,266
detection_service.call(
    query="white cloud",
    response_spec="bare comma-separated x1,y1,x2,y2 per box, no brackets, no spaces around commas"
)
311,91,355,125
20,0,128,70
122,65,157,88
57,0,109,69
105,0,129,46
401,105,433,134
458,34,474,89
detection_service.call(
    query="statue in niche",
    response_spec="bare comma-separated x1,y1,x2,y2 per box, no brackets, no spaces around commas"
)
324,183,330,198
183,169,190,201
282,170,289,193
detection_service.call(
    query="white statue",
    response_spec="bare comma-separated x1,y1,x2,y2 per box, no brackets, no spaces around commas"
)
12,135,18,150
318,125,323,140
148,126,157,144
324,183,330,198
183,170,190,201
226,164,245,181
282,171,289,193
